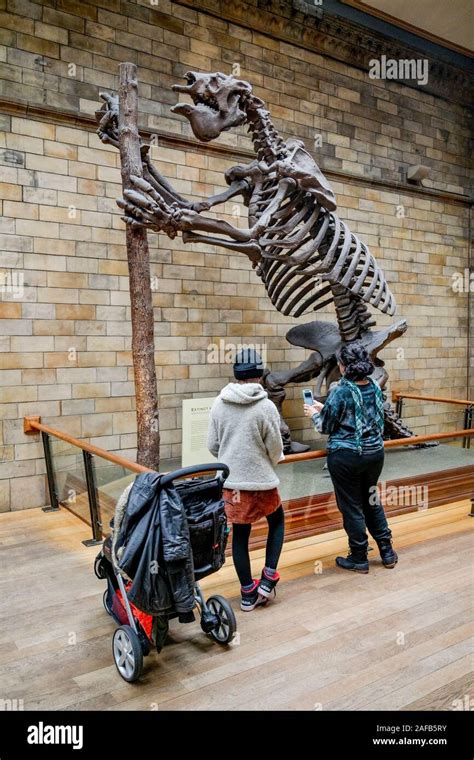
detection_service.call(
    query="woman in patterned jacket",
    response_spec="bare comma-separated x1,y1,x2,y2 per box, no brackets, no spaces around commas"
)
304,341,398,573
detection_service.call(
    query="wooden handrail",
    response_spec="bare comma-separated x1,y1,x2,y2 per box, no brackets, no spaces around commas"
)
24,416,153,473
24,415,474,470
282,429,474,464
392,391,473,406
23,416,223,480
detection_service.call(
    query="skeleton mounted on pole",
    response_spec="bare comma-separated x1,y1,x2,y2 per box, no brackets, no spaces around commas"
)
97,69,418,453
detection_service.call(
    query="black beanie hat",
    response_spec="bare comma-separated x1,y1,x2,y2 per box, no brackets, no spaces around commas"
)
233,347,264,380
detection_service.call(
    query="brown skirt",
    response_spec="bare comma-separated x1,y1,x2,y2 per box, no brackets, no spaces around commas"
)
223,487,282,524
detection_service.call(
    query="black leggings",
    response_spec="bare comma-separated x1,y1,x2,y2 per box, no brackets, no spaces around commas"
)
232,506,285,588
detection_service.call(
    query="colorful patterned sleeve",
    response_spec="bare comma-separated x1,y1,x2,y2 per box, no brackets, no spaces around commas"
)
311,389,346,435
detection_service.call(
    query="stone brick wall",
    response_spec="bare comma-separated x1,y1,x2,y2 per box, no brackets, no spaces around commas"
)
0,0,471,510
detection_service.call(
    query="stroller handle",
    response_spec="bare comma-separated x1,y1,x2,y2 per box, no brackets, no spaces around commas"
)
160,462,230,488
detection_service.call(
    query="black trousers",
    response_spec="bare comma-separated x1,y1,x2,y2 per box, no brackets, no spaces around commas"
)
326,447,392,554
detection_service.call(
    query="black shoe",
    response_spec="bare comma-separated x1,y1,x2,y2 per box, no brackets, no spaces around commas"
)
377,540,398,568
257,569,280,600
335,552,369,573
240,580,261,611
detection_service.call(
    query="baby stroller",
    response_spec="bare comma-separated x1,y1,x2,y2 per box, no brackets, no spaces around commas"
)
94,463,237,682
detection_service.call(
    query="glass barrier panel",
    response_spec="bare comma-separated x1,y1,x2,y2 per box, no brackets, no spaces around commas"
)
49,438,90,524
46,431,473,543
90,456,136,534
278,441,474,498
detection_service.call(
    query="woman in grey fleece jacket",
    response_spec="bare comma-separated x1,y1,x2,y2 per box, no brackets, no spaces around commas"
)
207,349,285,611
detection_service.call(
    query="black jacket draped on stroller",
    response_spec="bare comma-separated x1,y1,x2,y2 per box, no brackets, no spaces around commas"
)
113,472,195,620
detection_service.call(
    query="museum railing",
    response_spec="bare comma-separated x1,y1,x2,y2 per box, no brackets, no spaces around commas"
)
23,415,218,546
24,415,474,545
280,427,474,464
391,392,473,449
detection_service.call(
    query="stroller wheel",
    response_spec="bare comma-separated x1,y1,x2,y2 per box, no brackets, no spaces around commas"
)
94,554,107,580
206,595,237,645
112,625,143,682
103,589,113,616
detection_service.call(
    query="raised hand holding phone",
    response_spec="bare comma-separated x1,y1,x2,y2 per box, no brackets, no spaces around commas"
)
302,388,324,417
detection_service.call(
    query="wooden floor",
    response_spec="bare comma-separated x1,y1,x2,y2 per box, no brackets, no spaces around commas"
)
0,500,472,711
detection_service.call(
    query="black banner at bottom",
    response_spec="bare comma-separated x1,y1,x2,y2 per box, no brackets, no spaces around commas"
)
0,710,472,757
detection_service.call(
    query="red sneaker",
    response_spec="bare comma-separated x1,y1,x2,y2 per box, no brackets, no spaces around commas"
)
240,580,261,611
257,569,280,600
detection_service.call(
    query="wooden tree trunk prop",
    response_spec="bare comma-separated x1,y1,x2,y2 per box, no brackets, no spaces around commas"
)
118,62,160,469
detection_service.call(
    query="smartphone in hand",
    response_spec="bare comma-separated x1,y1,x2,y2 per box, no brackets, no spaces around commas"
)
302,388,314,406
